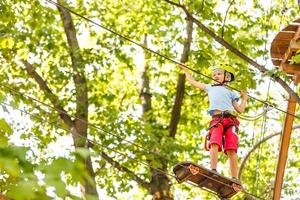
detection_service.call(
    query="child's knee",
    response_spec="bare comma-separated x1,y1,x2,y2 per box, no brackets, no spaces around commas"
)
226,149,236,156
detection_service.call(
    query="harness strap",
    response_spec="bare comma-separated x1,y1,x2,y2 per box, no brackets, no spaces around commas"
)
204,112,239,150
229,115,239,132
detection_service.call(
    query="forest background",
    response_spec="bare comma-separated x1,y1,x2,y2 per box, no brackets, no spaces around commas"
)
0,0,300,199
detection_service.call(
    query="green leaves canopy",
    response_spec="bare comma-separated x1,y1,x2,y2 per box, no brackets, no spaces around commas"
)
0,0,299,199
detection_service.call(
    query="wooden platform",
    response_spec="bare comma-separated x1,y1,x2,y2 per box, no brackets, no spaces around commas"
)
270,18,300,83
173,161,242,199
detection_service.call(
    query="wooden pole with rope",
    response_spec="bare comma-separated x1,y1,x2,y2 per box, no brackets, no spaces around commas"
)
270,18,300,200
273,95,296,200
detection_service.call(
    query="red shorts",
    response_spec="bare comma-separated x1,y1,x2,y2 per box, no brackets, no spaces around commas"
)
208,116,240,153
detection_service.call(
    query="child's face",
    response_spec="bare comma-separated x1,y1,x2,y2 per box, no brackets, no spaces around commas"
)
212,69,225,83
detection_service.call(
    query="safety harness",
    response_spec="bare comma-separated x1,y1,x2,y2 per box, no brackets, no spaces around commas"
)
204,111,239,151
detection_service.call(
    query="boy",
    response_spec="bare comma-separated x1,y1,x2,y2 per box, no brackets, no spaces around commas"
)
180,64,248,180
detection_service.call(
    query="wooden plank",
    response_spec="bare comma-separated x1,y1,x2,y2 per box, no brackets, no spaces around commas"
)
293,73,300,84
271,46,288,55
294,18,300,23
173,161,243,199
271,59,296,69
270,44,289,52
281,63,300,74
271,39,291,46
275,31,296,41
271,58,282,66
279,27,300,68
290,38,300,51
271,18,300,68
282,24,300,32
273,95,296,200
271,52,285,59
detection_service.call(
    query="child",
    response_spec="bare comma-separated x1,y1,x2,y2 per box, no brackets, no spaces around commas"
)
180,64,248,180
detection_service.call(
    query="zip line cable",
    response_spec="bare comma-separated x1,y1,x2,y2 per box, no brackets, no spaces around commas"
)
0,100,235,199
0,100,262,199
0,83,178,165
0,85,265,199
0,82,262,198
43,0,300,120
238,103,273,121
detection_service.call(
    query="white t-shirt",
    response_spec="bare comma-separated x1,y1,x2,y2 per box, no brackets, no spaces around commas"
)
205,84,239,115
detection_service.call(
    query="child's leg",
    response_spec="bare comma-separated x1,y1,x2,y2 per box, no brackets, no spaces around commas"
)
210,143,219,170
224,125,239,178
208,122,223,170
227,150,238,178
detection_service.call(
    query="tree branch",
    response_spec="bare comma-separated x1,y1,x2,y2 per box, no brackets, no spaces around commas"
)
169,19,193,138
164,0,184,8
100,151,150,190
221,0,235,38
56,1,98,196
22,60,74,128
57,0,88,140
163,0,300,105
238,124,300,179
140,34,152,116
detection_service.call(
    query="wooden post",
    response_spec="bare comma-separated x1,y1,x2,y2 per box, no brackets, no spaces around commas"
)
273,95,296,200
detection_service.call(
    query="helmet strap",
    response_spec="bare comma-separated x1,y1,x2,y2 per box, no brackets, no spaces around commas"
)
222,71,227,84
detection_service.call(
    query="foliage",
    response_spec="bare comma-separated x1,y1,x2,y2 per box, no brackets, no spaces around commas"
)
0,118,92,199
291,50,300,64
0,0,300,199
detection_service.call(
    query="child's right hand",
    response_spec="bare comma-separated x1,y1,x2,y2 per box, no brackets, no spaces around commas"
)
179,65,186,70
240,91,249,100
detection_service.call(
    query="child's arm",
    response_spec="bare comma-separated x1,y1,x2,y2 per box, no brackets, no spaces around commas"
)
179,65,206,90
232,91,248,113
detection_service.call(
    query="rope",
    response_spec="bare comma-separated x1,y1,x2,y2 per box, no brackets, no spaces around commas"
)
252,1,274,195
0,82,175,164
253,77,272,195
42,0,300,120
0,100,235,199
0,84,265,199
238,103,273,121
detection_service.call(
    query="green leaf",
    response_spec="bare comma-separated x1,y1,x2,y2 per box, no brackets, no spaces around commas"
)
0,157,20,177
0,119,12,135
72,147,91,159
7,180,38,200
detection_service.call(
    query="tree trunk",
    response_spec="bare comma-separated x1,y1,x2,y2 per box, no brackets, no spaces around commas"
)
57,0,98,197
169,19,193,138
140,35,152,116
140,35,172,200
149,166,172,200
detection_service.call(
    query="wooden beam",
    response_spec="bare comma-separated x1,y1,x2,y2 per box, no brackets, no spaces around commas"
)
280,26,300,70
283,23,300,32
271,39,291,47
273,95,296,200
290,38,300,51
271,46,289,54
275,31,296,41
271,58,282,66
293,73,300,84
271,53,285,59
281,63,300,73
